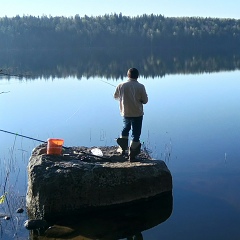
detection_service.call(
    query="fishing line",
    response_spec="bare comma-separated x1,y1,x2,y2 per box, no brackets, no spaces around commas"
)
65,79,117,122
52,79,117,125
65,108,82,123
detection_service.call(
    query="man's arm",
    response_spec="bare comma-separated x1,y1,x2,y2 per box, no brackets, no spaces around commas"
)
141,86,148,104
114,86,120,100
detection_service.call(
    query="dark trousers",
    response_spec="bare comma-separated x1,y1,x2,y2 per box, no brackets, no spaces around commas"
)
121,116,143,142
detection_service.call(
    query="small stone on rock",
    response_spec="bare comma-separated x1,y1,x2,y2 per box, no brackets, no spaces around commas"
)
16,208,24,213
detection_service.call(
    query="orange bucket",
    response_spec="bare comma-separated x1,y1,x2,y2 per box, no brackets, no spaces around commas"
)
47,138,64,155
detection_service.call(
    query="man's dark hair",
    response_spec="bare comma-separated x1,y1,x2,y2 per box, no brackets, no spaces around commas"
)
128,68,139,79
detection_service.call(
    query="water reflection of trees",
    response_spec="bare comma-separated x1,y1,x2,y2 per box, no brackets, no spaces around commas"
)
0,47,240,80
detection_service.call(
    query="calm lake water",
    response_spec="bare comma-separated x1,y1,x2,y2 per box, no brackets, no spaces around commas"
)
1,70,240,239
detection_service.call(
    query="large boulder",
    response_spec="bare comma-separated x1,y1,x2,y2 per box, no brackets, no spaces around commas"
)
26,144,172,220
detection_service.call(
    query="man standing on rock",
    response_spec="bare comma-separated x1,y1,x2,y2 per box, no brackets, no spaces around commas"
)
114,68,148,161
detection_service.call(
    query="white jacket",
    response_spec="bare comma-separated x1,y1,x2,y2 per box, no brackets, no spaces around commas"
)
114,78,148,117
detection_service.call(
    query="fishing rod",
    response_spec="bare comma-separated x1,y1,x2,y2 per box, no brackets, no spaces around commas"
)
0,129,107,160
0,129,47,144
99,79,116,88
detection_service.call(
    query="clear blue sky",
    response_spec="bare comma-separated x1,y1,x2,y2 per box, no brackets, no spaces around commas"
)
0,0,239,19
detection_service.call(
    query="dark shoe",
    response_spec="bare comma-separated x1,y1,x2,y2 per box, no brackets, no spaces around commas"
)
128,143,141,161
116,138,128,154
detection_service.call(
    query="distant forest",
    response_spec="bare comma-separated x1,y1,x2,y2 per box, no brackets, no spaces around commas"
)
0,14,240,50
1,14,240,79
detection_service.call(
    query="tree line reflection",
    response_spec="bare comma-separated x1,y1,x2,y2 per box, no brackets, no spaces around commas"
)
0,47,240,80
